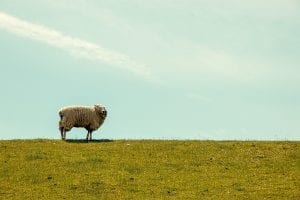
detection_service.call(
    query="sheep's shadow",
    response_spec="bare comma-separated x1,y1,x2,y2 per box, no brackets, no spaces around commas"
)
65,139,113,143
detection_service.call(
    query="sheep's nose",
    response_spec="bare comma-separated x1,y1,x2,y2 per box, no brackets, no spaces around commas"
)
103,110,107,116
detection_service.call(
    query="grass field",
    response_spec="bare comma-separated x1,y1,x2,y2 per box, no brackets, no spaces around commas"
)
0,140,299,199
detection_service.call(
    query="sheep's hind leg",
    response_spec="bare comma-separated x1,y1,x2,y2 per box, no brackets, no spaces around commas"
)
86,131,90,141
63,131,66,140
89,132,93,141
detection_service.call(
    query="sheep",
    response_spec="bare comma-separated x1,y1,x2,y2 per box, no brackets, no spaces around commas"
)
58,104,107,141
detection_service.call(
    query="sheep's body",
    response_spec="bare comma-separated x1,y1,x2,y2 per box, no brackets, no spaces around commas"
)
58,104,107,140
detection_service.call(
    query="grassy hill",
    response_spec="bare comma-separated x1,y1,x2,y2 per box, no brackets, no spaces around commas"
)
0,140,299,199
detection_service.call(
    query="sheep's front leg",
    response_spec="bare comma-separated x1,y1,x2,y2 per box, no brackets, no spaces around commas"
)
60,128,66,140
60,129,64,140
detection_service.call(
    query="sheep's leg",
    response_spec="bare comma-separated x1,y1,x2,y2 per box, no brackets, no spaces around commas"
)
63,130,66,140
90,132,93,141
60,130,63,140
86,132,89,141
59,121,64,140
60,128,65,140
60,128,64,140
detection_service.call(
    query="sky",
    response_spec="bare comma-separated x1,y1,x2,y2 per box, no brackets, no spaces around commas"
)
0,0,299,140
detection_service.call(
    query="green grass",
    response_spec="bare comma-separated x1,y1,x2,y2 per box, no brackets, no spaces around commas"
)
0,140,299,199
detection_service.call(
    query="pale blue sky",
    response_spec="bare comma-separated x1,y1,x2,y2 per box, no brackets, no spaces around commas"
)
0,0,299,140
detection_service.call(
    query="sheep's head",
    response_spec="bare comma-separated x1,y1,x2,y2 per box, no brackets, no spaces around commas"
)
95,104,107,119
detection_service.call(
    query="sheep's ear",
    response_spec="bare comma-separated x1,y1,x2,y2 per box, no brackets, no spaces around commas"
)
94,104,101,112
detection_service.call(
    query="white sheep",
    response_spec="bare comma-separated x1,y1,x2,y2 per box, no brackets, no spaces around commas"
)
58,104,107,140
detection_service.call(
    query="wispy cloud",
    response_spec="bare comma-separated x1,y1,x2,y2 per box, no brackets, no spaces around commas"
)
0,12,152,79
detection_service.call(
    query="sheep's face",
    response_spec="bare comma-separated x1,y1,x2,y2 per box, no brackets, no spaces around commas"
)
102,107,107,119
95,104,107,119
